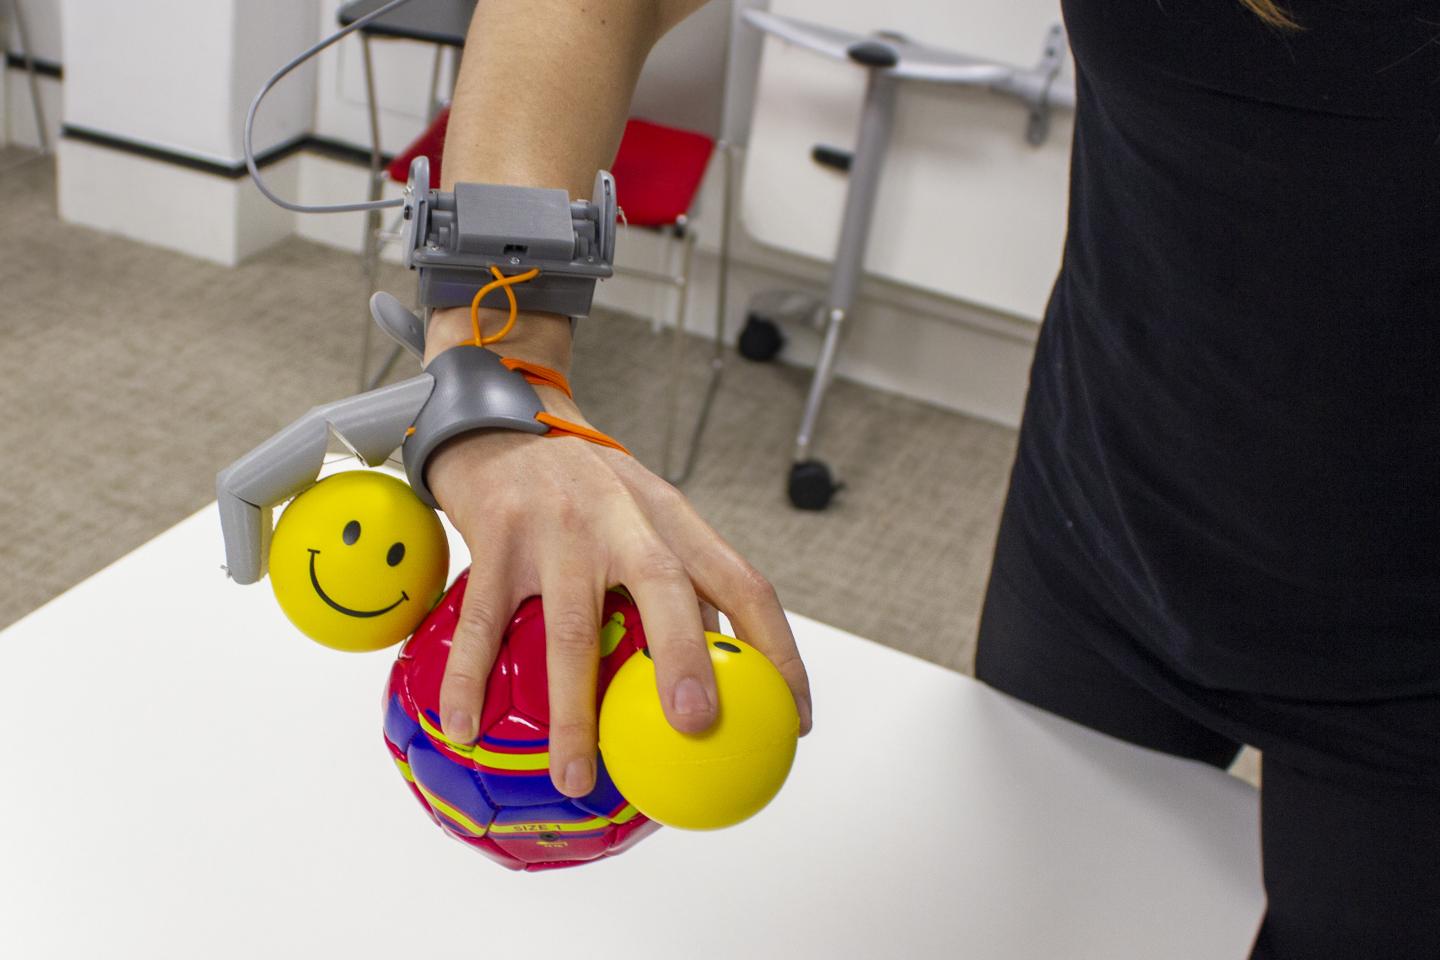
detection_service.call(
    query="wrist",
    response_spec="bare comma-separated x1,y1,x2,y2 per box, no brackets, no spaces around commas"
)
424,306,574,371
424,306,591,429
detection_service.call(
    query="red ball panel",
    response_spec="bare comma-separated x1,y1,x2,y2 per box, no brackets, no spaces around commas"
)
383,571,658,870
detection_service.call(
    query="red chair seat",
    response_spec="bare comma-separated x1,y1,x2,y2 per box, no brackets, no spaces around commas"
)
387,113,715,228
609,118,715,227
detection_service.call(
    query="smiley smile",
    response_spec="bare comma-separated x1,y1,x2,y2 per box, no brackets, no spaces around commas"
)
307,549,408,618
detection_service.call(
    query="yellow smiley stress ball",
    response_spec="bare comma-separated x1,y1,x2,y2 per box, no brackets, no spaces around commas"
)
268,471,448,653
598,634,799,830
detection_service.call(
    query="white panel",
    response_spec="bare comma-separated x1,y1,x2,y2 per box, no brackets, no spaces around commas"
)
60,0,313,163
58,137,242,264
230,0,319,157
235,154,300,262
61,0,238,161
741,1,1072,321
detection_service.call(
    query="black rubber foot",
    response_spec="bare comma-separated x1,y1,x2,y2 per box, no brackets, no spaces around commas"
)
738,313,785,362
788,460,843,511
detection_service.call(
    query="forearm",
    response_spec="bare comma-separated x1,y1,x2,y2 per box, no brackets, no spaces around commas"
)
425,0,707,371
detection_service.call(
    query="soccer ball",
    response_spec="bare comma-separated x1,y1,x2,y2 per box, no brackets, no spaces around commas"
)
381,570,661,870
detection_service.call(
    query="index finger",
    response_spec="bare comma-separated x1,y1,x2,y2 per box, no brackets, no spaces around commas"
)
637,493,813,736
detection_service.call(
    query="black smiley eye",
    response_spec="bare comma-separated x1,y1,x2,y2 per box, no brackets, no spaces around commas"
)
386,542,406,566
714,641,741,653
342,520,361,545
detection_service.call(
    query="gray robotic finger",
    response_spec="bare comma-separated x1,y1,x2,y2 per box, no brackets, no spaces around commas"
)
216,375,435,585
369,292,427,360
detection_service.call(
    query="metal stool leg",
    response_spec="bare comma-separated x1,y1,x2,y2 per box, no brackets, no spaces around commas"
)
787,69,898,510
8,0,49,155
662,141,733,486
359,44,449,392
357,33,386,390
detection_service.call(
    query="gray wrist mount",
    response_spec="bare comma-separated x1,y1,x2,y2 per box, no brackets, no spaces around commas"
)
399,344,548,506
216,294,560,585
401,157,618,317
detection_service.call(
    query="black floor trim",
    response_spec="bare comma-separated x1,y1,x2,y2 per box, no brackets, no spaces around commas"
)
60,126,393,179
4,52,62,79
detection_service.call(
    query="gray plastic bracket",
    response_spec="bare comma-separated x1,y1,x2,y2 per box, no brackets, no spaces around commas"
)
401,346,549,507
401,158,618,316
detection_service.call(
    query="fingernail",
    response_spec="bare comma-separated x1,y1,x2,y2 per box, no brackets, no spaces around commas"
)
674,677,712,717
563,758,594,796
445,710,477,745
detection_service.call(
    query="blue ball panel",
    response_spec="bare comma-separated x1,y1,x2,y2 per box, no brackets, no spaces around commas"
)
383,694,421,752
406,736,497,837
571,754,629,820
476,768,565,808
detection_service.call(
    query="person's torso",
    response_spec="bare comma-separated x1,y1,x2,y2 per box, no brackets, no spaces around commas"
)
1021,0,1440,697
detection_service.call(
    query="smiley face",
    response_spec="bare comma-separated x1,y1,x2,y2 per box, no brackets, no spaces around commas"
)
268,470,449,652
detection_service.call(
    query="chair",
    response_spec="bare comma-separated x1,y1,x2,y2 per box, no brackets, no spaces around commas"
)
337,0,473,390
375,110,733,485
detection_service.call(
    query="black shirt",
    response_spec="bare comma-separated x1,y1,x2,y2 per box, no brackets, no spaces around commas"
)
1015,0,1439,699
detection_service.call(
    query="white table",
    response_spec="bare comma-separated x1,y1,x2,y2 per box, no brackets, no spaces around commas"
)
0,503,1264,959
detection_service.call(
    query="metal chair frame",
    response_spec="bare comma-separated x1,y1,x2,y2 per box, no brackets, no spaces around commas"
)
4,0,49,157
357,34,458,391
612,140,733,487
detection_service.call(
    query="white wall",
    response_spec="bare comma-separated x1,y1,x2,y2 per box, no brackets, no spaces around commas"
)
61,0,314,162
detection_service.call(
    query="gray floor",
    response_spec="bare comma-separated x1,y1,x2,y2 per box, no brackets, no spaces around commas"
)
0,150,1018,673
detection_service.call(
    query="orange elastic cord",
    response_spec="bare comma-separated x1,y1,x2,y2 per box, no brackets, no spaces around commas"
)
500,360,630,455
469,266,540,346
464,266,630,456
500,357,574,400
536,413,633,456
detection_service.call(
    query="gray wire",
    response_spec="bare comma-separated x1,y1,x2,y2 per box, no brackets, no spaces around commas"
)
244,0,419,214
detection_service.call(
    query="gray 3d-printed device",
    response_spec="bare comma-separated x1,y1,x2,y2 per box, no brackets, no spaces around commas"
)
401,157,618,317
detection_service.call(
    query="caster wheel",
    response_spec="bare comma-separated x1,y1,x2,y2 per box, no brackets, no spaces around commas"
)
739,313,785,362
788,460,843,511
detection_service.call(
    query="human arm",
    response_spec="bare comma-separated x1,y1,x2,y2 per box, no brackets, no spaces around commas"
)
424,0,814,799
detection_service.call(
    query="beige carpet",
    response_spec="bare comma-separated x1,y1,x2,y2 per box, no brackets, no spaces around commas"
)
0,149,1019,673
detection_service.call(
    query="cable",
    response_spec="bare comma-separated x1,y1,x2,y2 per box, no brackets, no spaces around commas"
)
243,0,420,214
469,266,541,346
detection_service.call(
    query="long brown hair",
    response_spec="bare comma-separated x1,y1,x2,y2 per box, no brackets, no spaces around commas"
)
1240,0,1299,29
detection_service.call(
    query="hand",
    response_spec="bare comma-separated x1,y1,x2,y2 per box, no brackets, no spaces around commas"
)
425,387,814,799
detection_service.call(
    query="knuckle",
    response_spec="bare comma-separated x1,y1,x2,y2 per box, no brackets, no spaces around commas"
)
455,596,503,641
632,547,688,586
734,563,778,606
768,650,807,679
549,492,584,532
547,608,599,655
547,717,597,746
645,476,687,509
